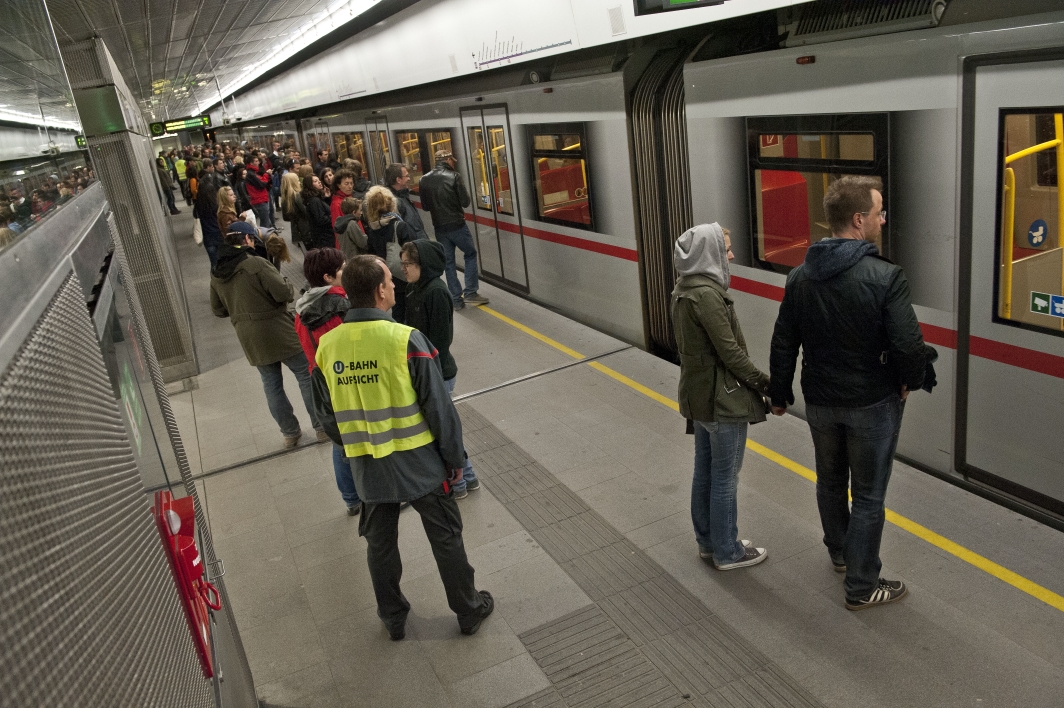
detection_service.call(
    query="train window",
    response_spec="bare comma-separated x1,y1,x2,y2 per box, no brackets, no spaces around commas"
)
747,114,889,272
395,131,423,193
427,131,453,162
487,126,513,215
467,127,492,212
993,109,1064,333
527,123,593,230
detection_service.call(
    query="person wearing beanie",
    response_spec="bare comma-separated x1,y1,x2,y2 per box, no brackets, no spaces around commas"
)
670,222,770,571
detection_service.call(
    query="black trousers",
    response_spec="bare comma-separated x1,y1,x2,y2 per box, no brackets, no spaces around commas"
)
359,484,484,631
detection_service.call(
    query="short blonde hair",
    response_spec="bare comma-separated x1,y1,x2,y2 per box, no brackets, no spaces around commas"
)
364,185,396,223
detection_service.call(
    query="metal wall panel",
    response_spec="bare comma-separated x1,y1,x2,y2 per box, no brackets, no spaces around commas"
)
0,271,213,708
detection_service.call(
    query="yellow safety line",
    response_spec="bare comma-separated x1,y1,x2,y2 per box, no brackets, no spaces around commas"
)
477,303,1064,614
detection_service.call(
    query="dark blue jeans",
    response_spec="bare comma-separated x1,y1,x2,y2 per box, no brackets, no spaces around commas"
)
255,350,319,437
691,420,748,565
332,443,361,507
435,223,479,304
806,394,904,601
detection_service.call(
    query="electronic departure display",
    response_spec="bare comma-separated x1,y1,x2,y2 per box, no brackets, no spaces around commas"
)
149,115,212,136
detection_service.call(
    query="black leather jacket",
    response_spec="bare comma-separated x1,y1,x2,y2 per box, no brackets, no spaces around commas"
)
419,162,471,231
390,187,427,240
769,239,931,408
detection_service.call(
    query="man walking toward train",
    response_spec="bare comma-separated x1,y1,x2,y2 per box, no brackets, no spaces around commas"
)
311,255,494,640
419,150,489,310
768,176,934,611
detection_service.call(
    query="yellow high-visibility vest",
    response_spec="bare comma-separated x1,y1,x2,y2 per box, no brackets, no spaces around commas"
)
316,319,435,458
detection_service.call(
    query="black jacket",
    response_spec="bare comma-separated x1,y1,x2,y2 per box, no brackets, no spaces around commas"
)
233,180,252,214
769,238,933,408
282,193,310,245
390,187,427,240
419,162,471,231
403,240,457,380
365,213,416,260
304,190,334,249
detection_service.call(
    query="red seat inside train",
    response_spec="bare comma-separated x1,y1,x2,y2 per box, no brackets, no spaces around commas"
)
539,162,590,225
761,170,810,267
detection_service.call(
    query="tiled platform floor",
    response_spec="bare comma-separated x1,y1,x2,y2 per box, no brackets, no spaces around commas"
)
168,214,1064,707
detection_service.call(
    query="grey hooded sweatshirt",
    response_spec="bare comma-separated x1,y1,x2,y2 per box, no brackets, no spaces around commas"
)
670,223,768,423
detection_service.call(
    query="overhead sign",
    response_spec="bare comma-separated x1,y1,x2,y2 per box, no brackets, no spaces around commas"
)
149,115,212,136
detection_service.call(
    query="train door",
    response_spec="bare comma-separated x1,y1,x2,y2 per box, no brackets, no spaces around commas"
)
460,105,529,291
365,116,392,185
962,55,1064,514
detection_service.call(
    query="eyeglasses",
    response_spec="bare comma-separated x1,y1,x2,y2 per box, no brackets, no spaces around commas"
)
860,209,887,221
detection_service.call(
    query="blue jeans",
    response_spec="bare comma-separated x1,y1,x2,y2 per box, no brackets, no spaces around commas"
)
204,241,219,269
251,201,273,229
256,351,319,437
444,377,477,491
332,443,361,507
807,394,904,602
691,420,748,565
435,223,479,304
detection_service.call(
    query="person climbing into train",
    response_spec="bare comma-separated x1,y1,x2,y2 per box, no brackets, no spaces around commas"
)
671,223,770,570
293,247,362,516
769,175,935,611
400,238,479,499
419,150,489,310
311,255,494,640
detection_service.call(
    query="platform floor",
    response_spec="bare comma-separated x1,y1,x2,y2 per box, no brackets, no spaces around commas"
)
167,215,1064,708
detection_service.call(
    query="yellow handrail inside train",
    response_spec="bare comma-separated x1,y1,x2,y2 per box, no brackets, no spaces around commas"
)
1005,137,1061,164
1002,167,1015,318
1056,114,1064,330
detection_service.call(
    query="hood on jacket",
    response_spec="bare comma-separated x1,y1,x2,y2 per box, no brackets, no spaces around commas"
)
334,213,356,233
211,243,251,281
412,239,446,282
295,284,343,315
353,177,372,194
803,238,879,281
673,223,729,290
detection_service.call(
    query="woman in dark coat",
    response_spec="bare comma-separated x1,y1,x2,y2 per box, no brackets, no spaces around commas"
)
196,175,223,268
302,174,334,250
231,164,253,215
363,185,417,322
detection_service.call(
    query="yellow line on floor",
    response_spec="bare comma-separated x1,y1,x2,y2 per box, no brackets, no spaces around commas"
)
477,302,1064,614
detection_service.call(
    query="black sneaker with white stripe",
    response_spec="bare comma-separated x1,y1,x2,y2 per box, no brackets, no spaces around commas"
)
845,578,907,610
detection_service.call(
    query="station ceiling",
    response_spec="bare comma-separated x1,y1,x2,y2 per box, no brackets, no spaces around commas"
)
46,0,358,122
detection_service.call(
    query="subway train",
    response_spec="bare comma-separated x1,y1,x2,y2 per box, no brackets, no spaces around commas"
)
212,8,1064,523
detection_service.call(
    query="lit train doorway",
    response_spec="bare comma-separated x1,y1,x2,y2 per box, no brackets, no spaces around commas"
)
364,115,392,185
960,53,1064,517
460,105,529,292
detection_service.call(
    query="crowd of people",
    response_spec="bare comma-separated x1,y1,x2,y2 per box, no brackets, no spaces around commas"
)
205,143,495,640
0,166,95,249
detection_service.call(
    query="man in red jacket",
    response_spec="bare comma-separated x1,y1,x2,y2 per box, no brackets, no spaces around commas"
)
294,248,361,515
245,154,273,228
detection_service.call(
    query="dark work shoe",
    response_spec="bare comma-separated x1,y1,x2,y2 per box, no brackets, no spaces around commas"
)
845,579,907,611
388,624,405,641
714,546,768,570
831,554,846,573
460,591,494,635
466,479,481,491
347,503,361,517
464,293,489,305
453,487,469,500
453,300,466,311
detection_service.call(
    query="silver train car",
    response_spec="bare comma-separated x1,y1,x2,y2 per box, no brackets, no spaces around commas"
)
214,8,1064,524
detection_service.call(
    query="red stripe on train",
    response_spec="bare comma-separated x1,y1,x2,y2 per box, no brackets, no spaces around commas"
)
969,336,1064,379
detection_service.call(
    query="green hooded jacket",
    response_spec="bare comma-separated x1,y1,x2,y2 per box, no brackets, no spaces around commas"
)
671,274,769,423
403,239,457,380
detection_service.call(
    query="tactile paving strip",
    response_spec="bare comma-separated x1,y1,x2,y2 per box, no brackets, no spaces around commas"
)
457,404,823,708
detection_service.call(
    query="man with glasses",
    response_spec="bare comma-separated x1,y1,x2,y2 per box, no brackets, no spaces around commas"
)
768,176,934,611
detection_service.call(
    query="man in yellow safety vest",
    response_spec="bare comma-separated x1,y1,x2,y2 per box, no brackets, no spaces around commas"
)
311,255,493,640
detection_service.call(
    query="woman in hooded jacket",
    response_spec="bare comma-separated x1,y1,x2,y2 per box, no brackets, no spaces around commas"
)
292,248,362,515
302,174,334,250
231,164,253,215
670,223,770,572
363,185,416,323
